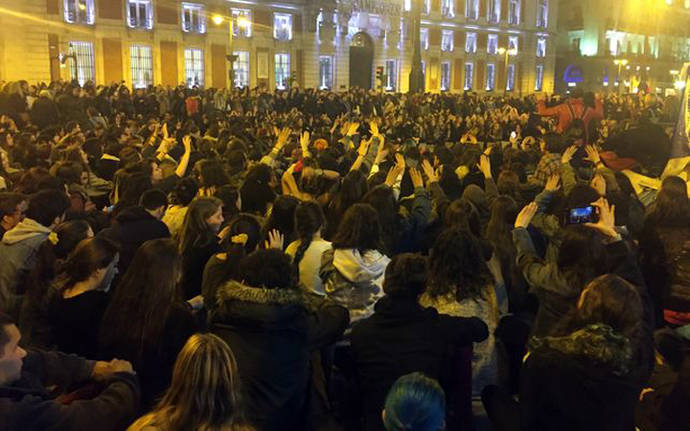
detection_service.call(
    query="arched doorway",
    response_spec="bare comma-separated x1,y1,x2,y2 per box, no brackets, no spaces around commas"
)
349,32,374,89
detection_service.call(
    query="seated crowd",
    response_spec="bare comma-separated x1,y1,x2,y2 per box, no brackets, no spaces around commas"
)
0,80,688,431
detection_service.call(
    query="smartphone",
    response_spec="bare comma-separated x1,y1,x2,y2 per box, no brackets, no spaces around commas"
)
567,206,599,224
510,131,517,140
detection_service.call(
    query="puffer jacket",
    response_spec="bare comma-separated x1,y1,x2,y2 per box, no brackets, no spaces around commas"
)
320,248,390,324
210,281,348,431
0,218,51,318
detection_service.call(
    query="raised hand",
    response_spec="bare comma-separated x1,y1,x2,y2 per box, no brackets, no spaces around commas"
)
590,173,606,196
421,159,439,183
477,154,492,178
347,122,360,137
584,145,601,165
275,127,292,150
544,174,561,192
585,197,618,238
300,130,311,156
560,145,578,165
369,120,380,137
409,167,424,189
357,138,371,157
265,229,285,250
514,202,538,229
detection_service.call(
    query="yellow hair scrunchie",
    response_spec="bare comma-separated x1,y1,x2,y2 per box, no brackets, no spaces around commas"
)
231,233,248,245
48,232,59,245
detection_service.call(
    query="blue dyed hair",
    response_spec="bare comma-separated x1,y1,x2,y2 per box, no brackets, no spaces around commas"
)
383,373,446,431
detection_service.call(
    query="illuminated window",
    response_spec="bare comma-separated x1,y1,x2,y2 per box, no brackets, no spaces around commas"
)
398,18,406,50
232,9,252,37
68,41,95,86
535,64,544,91
486,63,496,91
442,0,455,17
127,0,153,29
487,0,500,23
423,0,431,14
508,0,520,25
385,59,398,91
442,30,454,52
273,13,292,41
536,0,548,28
506,63,515,91
181,3,205,33
420,27,429,50
130,45,153,88
536,38,546,57
234,51,249,88
466,0,479,20
509,36,519,53
464,62,474,90
466,32,477,53
319,56,334,90
441,62,451,91
487,34,498,54
275,53,290,89
403,0,412,12
184,48,204,88
64,0,94,25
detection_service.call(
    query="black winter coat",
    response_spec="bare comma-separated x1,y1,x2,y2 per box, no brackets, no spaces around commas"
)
350,296,489,430
0,350,139,431
30,97,59,130
211,281,348,431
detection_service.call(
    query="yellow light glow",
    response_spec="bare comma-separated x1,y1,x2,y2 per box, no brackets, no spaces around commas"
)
237,15,250,29
212,15,224,25
78,3,86,11
497,47,506,55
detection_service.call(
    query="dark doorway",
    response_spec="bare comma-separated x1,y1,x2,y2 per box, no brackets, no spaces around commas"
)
349,32,374,89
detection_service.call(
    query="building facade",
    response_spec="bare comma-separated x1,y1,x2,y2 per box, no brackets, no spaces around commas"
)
0,0,557,94
555,0,690,93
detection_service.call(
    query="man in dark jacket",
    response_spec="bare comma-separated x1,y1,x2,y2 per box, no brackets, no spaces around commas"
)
350,254,489,431
0,312,139,431
99,188,169,273
29,91,60,130
211,249,349,431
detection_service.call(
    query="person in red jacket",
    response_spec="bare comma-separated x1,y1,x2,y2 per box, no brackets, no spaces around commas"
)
536,90,604,143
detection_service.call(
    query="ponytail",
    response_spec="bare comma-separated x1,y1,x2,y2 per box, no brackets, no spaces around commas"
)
292,201,325,269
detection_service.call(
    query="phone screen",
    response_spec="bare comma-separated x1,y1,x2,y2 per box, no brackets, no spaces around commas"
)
567,206,599,224
510,131,517,139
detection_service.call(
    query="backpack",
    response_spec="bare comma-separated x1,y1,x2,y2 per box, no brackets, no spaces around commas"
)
565,102,589,143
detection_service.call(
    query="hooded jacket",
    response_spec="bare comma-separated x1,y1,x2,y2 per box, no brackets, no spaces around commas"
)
320,248,390,323
0,218,51,318
210,281,348,431
520,324,640,431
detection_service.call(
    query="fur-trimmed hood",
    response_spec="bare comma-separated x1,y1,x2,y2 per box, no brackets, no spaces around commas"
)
212,280,313,330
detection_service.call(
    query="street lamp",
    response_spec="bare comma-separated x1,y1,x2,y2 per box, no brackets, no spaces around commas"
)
212,14,250,87
613,58,628,94
497,47,517,96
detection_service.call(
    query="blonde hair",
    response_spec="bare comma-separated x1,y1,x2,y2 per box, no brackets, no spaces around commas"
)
128,333,246,431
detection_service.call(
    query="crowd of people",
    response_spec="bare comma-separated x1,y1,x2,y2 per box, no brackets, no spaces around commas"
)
0,78,688,431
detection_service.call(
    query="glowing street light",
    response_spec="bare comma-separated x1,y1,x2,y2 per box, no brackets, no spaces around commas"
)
212,13,250,87
212,14,224,26
497,47,517,95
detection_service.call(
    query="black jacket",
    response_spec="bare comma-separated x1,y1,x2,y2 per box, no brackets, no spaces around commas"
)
30,97,59,130
211,281,349,431
520,324,641,431
99,206,170,273
0,350,139,431
350,296,489,430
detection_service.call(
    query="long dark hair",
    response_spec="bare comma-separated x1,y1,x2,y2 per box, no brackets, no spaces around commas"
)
99,238,182,364
263,195,299,243
361,185,399,255
25,220,93,303
485,195,518,264
331,203,384,253
427,227,491,302
56,237,118,293
178,197,222,254
557,225,608,293
293,201,326,268
648,176,688,227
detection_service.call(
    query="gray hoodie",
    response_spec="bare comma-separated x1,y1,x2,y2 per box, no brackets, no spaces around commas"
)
0,218,51,318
